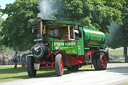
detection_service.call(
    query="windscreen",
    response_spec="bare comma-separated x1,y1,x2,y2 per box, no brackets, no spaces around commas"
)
49,28,58,36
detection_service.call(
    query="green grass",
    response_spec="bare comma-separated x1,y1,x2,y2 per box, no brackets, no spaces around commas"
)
0,66,28,82
122,83,128,85
110,49,123,55
109,48,125,63
109,59,125,63
0,65,93,83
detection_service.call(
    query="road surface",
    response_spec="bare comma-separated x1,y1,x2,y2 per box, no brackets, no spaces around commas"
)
1,63,128,85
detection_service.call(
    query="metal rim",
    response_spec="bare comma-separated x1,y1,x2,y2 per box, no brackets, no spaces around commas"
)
60,58,63,72
101,55,106,67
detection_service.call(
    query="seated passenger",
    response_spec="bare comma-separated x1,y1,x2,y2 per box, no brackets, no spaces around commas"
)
74,30,81,40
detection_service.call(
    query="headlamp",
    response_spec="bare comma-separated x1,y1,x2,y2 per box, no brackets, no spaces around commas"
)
55,44,60,50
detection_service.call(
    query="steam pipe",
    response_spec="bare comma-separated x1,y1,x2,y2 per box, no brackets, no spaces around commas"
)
37,17,43,39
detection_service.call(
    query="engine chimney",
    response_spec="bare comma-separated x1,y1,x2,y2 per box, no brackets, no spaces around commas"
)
37,17,43,39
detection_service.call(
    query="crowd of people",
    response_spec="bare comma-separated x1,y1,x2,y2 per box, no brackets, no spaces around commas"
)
0,55,9,65
0,52,27,68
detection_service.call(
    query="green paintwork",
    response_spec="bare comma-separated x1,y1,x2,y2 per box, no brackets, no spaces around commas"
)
52,41,77,54
43,20,81,26
83,27,105,47
40,20,106,55
77,27,85,55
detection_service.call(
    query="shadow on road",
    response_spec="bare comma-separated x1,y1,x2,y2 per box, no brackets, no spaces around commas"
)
36,68,95,78
106,66,128,75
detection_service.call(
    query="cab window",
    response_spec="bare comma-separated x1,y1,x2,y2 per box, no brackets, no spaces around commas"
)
49,28,58,36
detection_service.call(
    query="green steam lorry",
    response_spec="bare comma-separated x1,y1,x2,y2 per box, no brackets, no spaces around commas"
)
27,17,109,77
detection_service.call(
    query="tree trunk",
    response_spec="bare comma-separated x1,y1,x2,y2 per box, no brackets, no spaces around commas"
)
124,46,128,63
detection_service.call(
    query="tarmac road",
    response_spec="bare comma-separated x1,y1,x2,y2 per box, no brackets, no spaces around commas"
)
1,63,128,85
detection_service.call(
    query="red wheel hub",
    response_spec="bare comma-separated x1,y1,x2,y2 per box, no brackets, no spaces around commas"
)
60,58,63,72
101,56,106,67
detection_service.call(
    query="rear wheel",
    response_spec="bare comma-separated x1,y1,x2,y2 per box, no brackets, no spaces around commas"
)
92,52,99,70
93,59,99,70
93,52,107,70
97,52,107,70
27,57,37,77
55,54,64,76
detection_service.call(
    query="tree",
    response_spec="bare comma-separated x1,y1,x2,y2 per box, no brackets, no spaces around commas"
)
0,5,6,53
106,23,128,62
122,0,128,62
0,16,6,53
55,0,125,32
105,0,128,62
0,0,39,51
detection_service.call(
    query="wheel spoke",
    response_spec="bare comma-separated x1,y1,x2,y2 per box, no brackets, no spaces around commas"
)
101,59,103,63
101,56,106,67
60,58,63,72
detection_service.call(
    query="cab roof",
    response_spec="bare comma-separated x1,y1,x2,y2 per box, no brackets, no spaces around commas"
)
44,20,81,25
31,20,82,28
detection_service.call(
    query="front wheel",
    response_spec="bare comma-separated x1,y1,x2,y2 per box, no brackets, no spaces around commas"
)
55,54,64,76
27,57,37,77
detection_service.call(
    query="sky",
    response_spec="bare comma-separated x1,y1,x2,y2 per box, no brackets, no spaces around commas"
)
0,0,16,19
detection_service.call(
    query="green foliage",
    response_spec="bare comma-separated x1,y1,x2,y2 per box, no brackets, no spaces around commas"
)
106,0,128,49
0,16,6,53
56,0,124,32
105,0,128,62
1,0,39,51
0,17,4,28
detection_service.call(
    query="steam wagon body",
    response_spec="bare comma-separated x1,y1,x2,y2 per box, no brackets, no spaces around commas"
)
27,18,109,77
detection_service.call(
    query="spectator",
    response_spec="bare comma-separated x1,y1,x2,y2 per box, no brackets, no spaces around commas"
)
21,57,26,68
5,57,9,65
21,54,26,68
12,52,18,68
18,53,21,62
0,57,2,65
2,55,5,65
20,54,22,63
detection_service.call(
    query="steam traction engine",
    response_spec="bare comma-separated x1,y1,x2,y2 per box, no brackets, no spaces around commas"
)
27,17,109,77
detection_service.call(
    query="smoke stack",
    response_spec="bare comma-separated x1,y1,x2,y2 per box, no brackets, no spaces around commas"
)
37,17,43,39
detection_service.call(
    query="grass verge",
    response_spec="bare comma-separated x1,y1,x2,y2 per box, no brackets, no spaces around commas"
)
0,65,93,83
0,66,28,82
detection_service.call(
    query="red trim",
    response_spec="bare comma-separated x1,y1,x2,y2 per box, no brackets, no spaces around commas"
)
69,50,101,66
39,61,55,69
39,51,59,69
85,50,99,54
39,66,54,69
60,58,63,72
38,49,108,69
101,55,106,67
70,55,85,66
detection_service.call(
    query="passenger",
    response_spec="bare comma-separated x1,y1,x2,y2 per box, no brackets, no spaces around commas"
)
74,30,81,40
